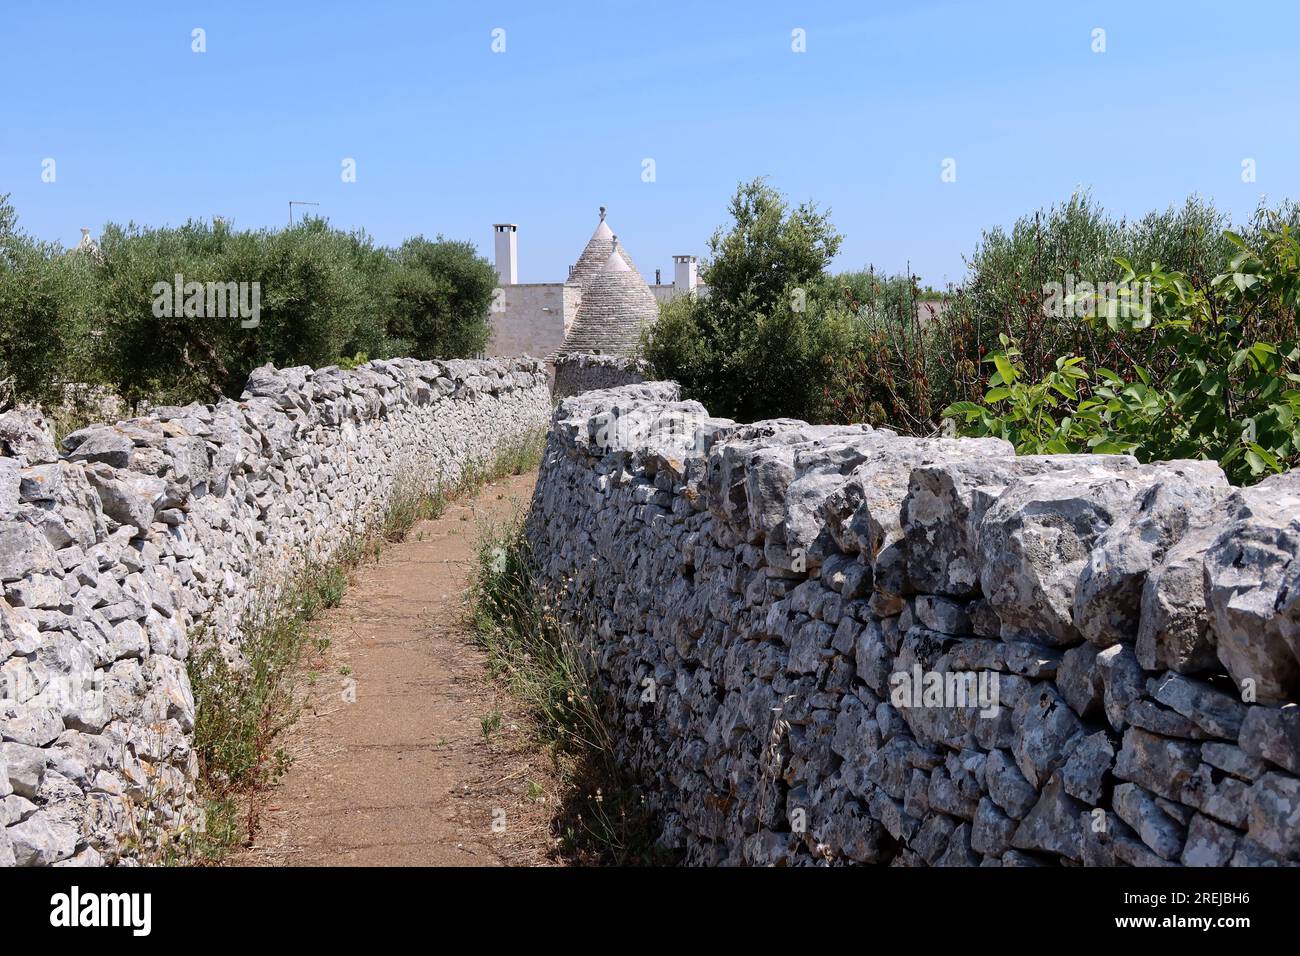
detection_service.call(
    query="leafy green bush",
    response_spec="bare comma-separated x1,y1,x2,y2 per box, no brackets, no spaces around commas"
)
823,269,981,432
642,178,850,422
643,185,1276,434
943,193,1300,389
383,236,496,359
832,193,1300,440
946,224,1300,484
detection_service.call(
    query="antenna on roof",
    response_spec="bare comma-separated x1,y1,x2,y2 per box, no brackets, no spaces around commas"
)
288,200,320,226
599,206,606,221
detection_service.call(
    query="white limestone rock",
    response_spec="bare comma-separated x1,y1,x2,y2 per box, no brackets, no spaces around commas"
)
0,408,58,464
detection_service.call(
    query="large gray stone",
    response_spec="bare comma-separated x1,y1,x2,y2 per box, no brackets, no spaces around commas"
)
63,425,137,469
1181,813,1239,866
1057,643,1103,720
1180,762,1249,828
0,458,19,513
971,797,1017,856
7,806,78,866
1061,731,1114,805
1011,773,1085,861
0,408,57,464
1203,474,1300,703
1201,741,1270,782
85,466,167,538
1113,781,1186,860
1246,772,1300,860
1136,519,1226,673
1073,461,1228,648
1096,644,1145,732
902,453,1134,598
1148,672,1246,740
1114,726,1202,803
985,747,1038,819
979,464,1158,644
0,523,56,582
1238,704,1300,775
1011,684,1085,789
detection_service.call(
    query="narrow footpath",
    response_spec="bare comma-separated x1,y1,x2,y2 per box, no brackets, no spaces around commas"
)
232,471,560,866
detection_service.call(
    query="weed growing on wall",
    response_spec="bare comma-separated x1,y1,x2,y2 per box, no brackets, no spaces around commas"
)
183,561,342,863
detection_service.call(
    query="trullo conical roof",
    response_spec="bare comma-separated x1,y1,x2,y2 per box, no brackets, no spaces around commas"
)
556,241,658,356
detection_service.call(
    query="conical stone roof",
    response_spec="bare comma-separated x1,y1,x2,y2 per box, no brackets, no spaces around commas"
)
556,245,658,357
568,207,636,288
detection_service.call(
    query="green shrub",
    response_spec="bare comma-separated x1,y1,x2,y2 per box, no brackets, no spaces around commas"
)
642,177,849,423
831,193,1300,439
824,269,980,432
946,224,1300,484
383,237,496,359
644,185,1278,434
941,192,1280,391
0,195,503,409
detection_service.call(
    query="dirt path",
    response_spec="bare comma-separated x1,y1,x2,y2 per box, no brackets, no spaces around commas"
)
232,471,560,866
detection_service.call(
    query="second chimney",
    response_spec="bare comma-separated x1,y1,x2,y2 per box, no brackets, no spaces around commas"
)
673,254,697,293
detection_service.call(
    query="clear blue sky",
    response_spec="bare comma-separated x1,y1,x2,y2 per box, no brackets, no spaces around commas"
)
2,0,1296,286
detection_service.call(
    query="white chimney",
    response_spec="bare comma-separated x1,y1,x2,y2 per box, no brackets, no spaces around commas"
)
493,223,518,285
673,254,698,293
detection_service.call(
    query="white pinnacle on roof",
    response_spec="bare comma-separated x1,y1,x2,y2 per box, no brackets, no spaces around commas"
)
568,206,637,289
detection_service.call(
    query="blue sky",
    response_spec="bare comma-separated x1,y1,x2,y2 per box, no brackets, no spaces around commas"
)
2,0,1296,286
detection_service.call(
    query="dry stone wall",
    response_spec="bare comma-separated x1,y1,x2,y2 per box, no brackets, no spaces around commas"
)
552,354,647,400
0,357,551,866
526,382,1300,866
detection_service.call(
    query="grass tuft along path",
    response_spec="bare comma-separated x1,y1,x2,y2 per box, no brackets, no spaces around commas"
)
230,471,561,866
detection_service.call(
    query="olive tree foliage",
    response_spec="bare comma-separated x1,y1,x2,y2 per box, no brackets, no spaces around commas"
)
94,217,389,405
0,195,97,409
947,222,1300,485
945,191,1283,388
0,196,501,409
829,192,1300,438
383,236,496,360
